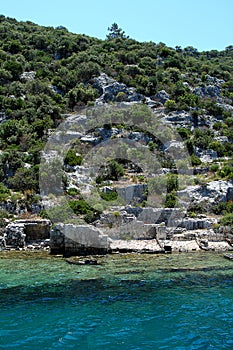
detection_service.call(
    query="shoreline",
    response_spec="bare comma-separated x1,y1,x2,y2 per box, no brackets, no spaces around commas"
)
1,238,233,258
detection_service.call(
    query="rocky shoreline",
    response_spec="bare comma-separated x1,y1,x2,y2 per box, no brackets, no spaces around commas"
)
0,218,232,256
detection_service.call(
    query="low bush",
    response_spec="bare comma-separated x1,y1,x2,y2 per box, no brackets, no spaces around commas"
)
64,149,83,166
100,190,118,201
219,213,233,227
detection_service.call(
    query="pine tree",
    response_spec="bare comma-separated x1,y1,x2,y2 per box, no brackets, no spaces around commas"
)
106,23,127,40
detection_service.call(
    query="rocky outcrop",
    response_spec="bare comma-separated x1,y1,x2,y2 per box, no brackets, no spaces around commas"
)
163,140,187,159
134,207,185,226
107,228,233,253
110,239,162,253
37,72,233,255
20,71,36,81
155,90,170,104
194,147,218,162
96,207,186,227
177,217,216,230
161,111,192,128
116,184,147,204
92,73,149,104
101,221,158,241
178,180,233,210
161,110,222,130
1,199,43,216
193,85,222,99
193,75,225,102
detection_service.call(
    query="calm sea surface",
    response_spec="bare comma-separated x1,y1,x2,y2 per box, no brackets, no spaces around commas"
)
1,251,233,349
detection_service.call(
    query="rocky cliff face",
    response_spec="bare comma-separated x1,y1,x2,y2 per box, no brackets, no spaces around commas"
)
2,71,232,255
36,73,233,254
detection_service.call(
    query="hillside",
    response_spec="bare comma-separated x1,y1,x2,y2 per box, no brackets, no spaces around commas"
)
0,15,233,239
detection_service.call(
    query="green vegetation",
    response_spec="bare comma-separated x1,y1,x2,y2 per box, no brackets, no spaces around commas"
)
0,15,232,225
100,190,118,201
0,182,10,201
212,201,233,215
64,149,83,166
69,199,100,223
96,160,125,183
219,213,233,227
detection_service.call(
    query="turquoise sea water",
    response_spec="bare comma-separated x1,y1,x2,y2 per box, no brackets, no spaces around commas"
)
1,251,233,349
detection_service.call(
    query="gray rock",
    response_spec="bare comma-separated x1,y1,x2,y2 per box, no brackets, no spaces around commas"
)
163,140,187,159
205,75,225,86
0,112,7,124
178,180,233,209
50,223,111,255
117,184,147,204
177,217,216,230
93,73,145,104
227,187,233,201
49,85,63,95
20,71,36,81
215,136,229,144
216,102,233,112
0,235,6,249
155,90,170,104
5,223,26,247
194,147,218,162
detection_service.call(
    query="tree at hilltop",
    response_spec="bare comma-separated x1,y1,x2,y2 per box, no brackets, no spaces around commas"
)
106,23,127,40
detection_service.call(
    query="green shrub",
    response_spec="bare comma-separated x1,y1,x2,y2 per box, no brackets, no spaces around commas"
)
218,165,233,179
46,203,74,223
219,213,233,227
188,203,205,214
0,209,9,227
164,99,177,111
64,149,83,166
96,175,104,184
212,201,233,215
69,200,91,215
167,174,178,192
186,139,194,155
0,182,10,201
210,164,219,172
100,190,118,201
165,191,177,208
98,160,125,181
193,129,214,149
191,154,202,166
84,210,100,223
176,127,190,139
66,187,80,196
8,167,38,191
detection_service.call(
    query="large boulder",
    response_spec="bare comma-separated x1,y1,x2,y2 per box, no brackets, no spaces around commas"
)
117,184,147,204
50,223,111,255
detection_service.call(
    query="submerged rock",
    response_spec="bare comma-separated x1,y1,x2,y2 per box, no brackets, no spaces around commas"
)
66,257,100,265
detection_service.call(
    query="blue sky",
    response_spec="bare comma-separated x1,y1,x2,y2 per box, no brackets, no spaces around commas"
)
1,0,233,51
